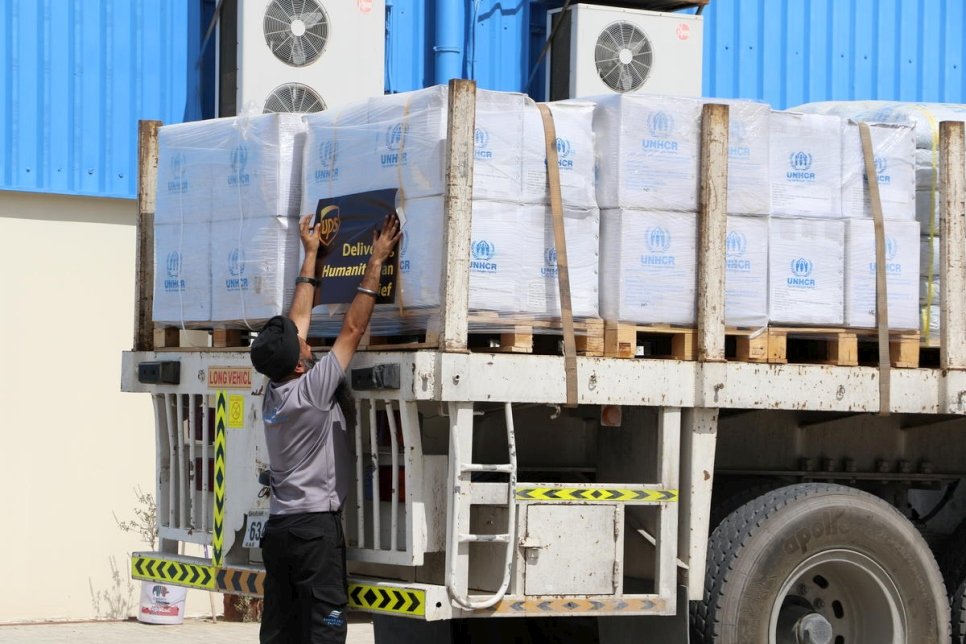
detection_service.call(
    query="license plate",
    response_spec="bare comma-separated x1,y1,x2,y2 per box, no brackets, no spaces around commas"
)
243,510,268,548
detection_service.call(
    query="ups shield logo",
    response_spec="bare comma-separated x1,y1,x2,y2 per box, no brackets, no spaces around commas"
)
315,204,342,247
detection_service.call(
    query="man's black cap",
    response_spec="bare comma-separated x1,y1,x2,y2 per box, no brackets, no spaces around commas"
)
250,316,300,381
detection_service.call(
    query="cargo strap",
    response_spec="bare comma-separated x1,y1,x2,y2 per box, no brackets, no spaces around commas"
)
858,122,891,416
537,104,578,408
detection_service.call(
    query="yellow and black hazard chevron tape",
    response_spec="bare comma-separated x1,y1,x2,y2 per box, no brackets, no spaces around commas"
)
489,597,663,615
515,486,678,503
349,583,425,616
131,555,215,591
216,568,264,597
213,391,227,567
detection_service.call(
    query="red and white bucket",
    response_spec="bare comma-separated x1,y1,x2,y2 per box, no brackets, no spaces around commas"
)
137,581,187,625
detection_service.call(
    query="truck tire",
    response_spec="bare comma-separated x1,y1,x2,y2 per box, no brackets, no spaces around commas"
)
690,483,949,643
709,477,784,529
954,579,966,644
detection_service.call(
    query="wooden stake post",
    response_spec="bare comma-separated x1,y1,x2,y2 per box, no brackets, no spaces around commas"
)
135,120,161,351
696,104,729,363
940,121,966,370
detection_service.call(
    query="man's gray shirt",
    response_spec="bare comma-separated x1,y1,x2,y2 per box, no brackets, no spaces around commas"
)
262,352,350,515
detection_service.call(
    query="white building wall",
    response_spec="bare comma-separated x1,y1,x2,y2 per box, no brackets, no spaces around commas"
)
0,192,212,622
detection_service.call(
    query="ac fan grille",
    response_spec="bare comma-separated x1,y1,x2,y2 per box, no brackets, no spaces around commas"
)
595,21,653,93
263,0,329,67
263,83,327,114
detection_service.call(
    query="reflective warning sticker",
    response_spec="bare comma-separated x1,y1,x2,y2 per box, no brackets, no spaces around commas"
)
228,394,245,429
216,568,264,597
131,555,215,591
349,583,425,616
515,487,678,503
213,391,227,566
490,596,663,614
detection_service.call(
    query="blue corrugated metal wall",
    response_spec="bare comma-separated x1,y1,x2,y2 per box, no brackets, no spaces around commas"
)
3,0,965,200
387,0,966,107
702,0,966,108
0,0,200,199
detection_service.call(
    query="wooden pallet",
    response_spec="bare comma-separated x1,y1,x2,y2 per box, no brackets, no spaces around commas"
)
768,327,921,368
154,327,252,349
603,322,767,361
313,314,605,357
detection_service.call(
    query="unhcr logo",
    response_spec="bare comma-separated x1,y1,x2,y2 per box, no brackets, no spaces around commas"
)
167,151,188,193
315,141,340,181
729,119,752,159
641,227,674,266
788,257,816,288
870,236,903,274
787,151,816,182
399,234,411,273
554,137,575,169
541,247,559,277
381,123,410,167
164,251,186,292
228,144,250,186
643,112,678,152
726,231,751,271
475,127,492,160
470,239,497,273
226,248,249,291
868,155,892,184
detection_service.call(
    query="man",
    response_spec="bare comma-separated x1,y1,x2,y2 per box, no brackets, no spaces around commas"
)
250,212,401,644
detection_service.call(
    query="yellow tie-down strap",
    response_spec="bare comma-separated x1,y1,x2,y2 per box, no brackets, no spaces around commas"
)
131,555,216,591
349,583,426,616
515,486,678,503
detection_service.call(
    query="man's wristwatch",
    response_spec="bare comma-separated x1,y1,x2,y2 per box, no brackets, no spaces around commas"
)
296,276,320,287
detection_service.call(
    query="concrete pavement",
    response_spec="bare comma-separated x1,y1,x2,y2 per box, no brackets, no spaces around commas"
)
0,616,375,643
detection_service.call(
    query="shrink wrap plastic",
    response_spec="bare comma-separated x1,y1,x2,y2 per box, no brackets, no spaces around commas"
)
301,87,597,210
921,236,940,276
841,123,916,220
600,210,697,325
769,218,845,326
921,278,940,305
792,100,966,149
154,223,211,325
724,215,770,328
844,219,920,330
153,113,306,327
308,198,600,337
592,94,703,211
769,112,843,218
592,95,770,213
599,211,767,328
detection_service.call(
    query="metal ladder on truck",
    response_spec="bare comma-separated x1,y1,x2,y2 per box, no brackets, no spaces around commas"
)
444,402,518,610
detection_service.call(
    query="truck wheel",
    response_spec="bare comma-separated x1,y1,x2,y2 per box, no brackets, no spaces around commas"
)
954,579,966,644
709,477,784,529
690,483,948,643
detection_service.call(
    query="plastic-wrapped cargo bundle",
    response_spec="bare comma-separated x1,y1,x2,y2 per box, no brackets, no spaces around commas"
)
210,217,300,325
844,219,920,329
841,123,916,220
153,113,307,327
724,216,769,328
153,223,211,325
600,210,697,325
593,95,703,211
309,198,600,337
521,100,598,209
599,211,767,327
769,218,845,326
705,99,772,215
301,87,597,211
769,112,843,218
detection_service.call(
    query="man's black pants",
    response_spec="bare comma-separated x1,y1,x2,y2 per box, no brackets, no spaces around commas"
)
260,511,348,644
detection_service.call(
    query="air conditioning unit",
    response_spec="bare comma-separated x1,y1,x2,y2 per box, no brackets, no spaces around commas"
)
546,3,703,100
219,0,385,116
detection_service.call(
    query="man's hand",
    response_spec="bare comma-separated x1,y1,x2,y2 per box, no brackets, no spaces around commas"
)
371,214,402,264
299,214,321,256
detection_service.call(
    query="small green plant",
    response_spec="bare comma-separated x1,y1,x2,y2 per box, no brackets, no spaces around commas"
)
114,487,158,549
89,488,158,619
